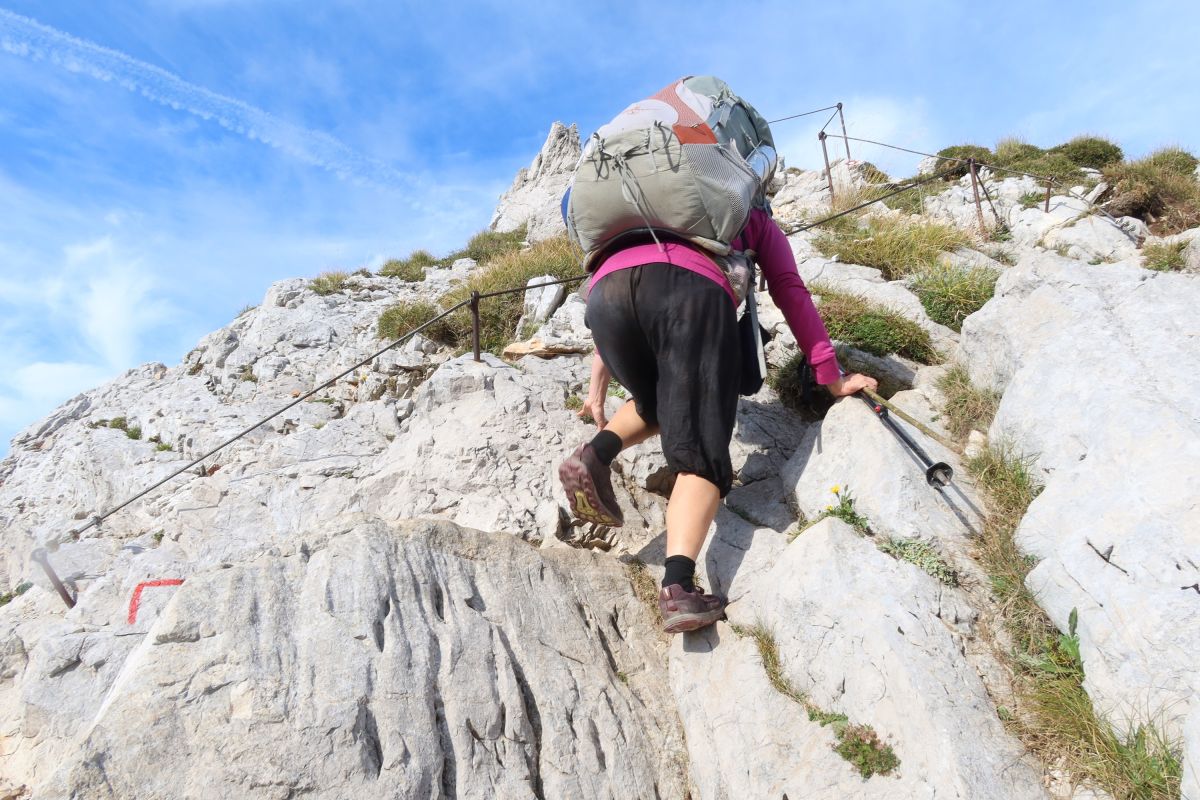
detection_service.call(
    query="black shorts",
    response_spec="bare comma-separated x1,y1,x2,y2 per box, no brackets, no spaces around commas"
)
586,263,740,496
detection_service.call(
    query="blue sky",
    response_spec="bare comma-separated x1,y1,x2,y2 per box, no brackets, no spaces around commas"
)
1,0,1197,455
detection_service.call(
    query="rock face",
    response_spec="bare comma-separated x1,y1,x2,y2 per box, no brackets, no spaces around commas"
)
490,122,580,242
961,252,1200,779
13,518,687,799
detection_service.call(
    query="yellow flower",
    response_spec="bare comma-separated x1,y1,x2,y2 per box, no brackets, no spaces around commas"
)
831,485,841,495
825,505,834,511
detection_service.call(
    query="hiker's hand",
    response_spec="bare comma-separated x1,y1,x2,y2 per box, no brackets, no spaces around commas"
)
827,372,878,397
581,353,611,429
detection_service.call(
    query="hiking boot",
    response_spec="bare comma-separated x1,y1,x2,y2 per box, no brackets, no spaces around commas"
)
659,584,727,634
559,444,624,527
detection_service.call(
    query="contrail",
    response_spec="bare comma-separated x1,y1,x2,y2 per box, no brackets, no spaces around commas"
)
0,8,415,190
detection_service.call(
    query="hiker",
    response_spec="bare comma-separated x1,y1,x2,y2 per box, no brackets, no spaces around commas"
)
557,77,878,635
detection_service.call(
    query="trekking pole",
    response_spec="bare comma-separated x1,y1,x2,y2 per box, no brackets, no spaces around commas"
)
858,392,953,487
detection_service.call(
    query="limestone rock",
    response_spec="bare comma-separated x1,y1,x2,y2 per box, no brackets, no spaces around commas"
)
514,275,568,339
672,519,1046,800
25,519,687,799
960,251,1200,775
490,122,580,242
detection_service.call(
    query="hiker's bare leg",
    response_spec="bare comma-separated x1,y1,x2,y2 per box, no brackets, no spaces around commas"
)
604,399,659,449
665,473,721,560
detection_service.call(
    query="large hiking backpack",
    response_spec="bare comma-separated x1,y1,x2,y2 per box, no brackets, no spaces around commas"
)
564,76,777,273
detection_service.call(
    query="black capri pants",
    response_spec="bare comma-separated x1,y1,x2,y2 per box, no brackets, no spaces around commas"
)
586,263,741,496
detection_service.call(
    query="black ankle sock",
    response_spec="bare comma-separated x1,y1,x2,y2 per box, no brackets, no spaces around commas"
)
662,555,696,592
588,430,623,466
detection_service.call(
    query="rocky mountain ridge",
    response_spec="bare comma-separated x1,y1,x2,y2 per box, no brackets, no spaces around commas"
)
1,123,1197,799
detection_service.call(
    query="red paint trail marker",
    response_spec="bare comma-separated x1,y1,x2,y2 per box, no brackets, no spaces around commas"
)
128,579,184,624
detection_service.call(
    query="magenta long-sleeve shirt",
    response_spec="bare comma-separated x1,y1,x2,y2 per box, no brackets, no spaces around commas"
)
589,208,842,385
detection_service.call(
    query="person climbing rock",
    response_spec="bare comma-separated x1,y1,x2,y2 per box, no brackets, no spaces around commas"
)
557,77,877,634
560,207,877,633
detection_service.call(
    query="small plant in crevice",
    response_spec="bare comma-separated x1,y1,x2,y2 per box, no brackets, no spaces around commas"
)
1019,191,1045,210
936,365,1001,439
877,536,960,586
238,364,257,383
834,724,902,779
0,581,32,607
625,560,663,626
732,623,900,779
564,394,583,411
803,486,871,536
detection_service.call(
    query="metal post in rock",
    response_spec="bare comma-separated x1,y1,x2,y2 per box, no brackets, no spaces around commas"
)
470,291,482,362
836,102,851,162
968,158,988,234
819,131,835,204
31,549,75,609
1044,180,1053,213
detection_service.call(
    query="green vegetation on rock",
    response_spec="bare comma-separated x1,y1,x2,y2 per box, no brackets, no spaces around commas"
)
732,622,900,779
309,270,351,296
814,216,971,280
812,286,938,363
1141,241,1188,272
1104,147,1200,235
908,262,999,331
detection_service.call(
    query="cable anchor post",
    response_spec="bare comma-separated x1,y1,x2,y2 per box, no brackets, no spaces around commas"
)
968,158,988,235
1044,180,1053,213
836,102,851,162
819,131,835,205
31,548,76,609
470,291,482,362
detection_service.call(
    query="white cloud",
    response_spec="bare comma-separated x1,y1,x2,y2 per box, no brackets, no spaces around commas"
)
0,7,418,191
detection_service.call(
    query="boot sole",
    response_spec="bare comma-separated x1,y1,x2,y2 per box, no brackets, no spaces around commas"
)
559,458,623,527
662,609,725,634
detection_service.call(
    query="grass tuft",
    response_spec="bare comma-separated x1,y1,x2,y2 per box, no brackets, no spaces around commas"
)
908,262,999,332
1050,136,1124,170
1141,241,1188,272
936,144,994,179
1104,147,1200,235
309,270,351,296
440,235,580,353
769,353,835,421
813,286,939,363
376,299,458,345
380,250,438,281
936,365,1000,439
732,623,900,778
814,216,972,280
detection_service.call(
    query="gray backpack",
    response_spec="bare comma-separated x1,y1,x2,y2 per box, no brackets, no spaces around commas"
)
564,75,777,279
